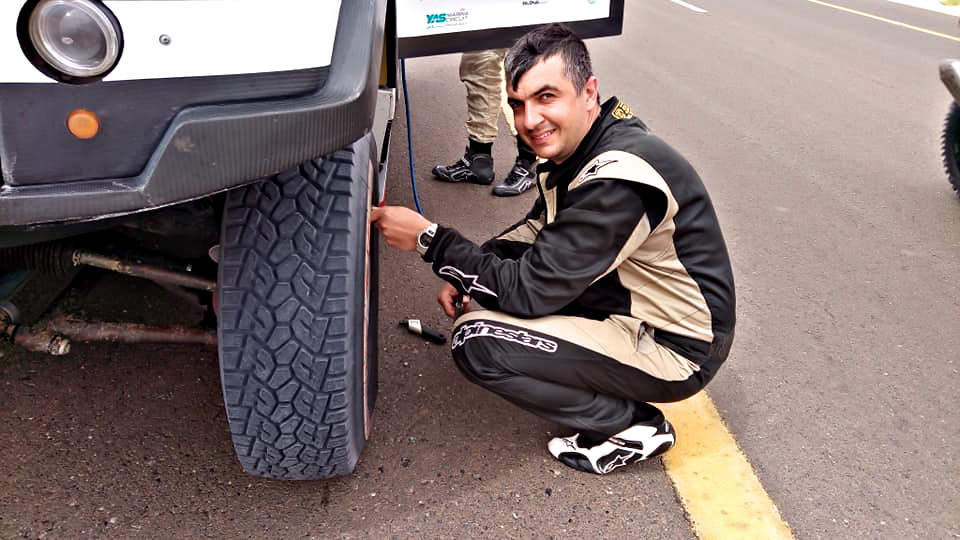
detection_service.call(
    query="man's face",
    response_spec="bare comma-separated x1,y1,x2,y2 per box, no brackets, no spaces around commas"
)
507,54,599,164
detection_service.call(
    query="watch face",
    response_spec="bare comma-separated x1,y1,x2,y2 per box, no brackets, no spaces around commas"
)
417,230,431,253
417,224,436,255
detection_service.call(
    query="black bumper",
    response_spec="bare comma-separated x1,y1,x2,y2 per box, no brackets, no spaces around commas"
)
0,0,386,228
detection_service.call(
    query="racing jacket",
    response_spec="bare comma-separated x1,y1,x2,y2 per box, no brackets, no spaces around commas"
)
423,97,736,373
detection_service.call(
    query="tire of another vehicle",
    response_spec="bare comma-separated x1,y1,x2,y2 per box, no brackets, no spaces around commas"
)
942,102,960,195
217,134,379,480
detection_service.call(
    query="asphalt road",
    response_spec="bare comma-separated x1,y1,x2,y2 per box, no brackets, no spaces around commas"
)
2,0,959,538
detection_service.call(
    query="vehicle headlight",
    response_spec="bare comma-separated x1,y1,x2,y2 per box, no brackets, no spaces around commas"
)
28,0,121,78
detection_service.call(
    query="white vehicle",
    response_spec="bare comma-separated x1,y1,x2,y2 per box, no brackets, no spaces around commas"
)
941,57,960,196
1,0,394,480
0,0,622,480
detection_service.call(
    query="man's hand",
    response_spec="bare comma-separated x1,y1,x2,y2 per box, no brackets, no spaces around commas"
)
370,206,432,252
438,282,471,319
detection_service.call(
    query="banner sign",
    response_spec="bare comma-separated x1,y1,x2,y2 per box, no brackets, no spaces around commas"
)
396,0,623,58
397,0,612,37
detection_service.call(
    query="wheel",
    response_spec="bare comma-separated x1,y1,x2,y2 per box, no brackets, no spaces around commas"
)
941,102,960,195
216,134,379,480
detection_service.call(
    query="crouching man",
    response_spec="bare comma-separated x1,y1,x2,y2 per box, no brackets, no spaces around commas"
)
372,23,735,475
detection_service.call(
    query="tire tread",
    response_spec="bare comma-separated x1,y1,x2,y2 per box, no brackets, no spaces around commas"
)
218,145,368,480
941,102,960,195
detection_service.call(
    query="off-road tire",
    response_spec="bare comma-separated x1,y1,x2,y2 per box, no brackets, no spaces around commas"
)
217,134,378,480
942,102,960,195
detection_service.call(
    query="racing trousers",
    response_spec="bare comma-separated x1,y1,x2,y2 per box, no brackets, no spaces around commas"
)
460,49,511,143
450,309,712,438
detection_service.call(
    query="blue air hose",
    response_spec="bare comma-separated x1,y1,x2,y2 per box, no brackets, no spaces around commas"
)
400,58,425,214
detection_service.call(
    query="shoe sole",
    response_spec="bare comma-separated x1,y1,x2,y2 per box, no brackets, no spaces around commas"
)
491,187,530,197
432,167,494,186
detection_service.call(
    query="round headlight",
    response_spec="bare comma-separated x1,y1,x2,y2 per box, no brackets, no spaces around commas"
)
28,0,120,78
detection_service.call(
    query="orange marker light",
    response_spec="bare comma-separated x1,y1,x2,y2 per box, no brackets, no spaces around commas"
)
66,109,100,139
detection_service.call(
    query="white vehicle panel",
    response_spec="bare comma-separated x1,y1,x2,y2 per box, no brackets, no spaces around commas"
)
0,0,341,83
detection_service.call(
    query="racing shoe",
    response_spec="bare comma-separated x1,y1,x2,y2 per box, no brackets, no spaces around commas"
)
492,163,535,196
432,147,495,185
547,418,676,475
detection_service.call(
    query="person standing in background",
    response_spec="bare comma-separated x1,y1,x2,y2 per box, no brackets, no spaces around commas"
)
432,49,538,196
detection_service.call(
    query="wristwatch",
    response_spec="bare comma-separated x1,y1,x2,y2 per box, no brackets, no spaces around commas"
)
416,223,438,256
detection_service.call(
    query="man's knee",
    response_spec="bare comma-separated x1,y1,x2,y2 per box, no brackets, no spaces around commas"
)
450,322,508,384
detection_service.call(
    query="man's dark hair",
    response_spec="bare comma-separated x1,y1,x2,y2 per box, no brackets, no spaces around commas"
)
505,23,593,93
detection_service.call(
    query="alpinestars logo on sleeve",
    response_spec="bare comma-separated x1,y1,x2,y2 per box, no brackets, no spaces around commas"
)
574,158,617,187
438,266,498,297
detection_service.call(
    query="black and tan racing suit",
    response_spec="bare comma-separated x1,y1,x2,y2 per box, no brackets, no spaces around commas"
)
421,97,736,437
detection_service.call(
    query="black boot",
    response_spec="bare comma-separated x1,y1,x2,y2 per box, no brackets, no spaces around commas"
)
492,161,535,196
432,147,495,185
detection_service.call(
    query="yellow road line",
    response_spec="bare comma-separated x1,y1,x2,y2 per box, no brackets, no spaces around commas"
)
657,392,794,540
806,0,960,42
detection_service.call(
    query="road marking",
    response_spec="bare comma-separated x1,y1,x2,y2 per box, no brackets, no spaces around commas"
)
806,0,960,42
657,392,794,540
888,0,960,17
670,0,708,13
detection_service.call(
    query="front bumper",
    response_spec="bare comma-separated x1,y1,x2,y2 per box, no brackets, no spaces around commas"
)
0,0,386,228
